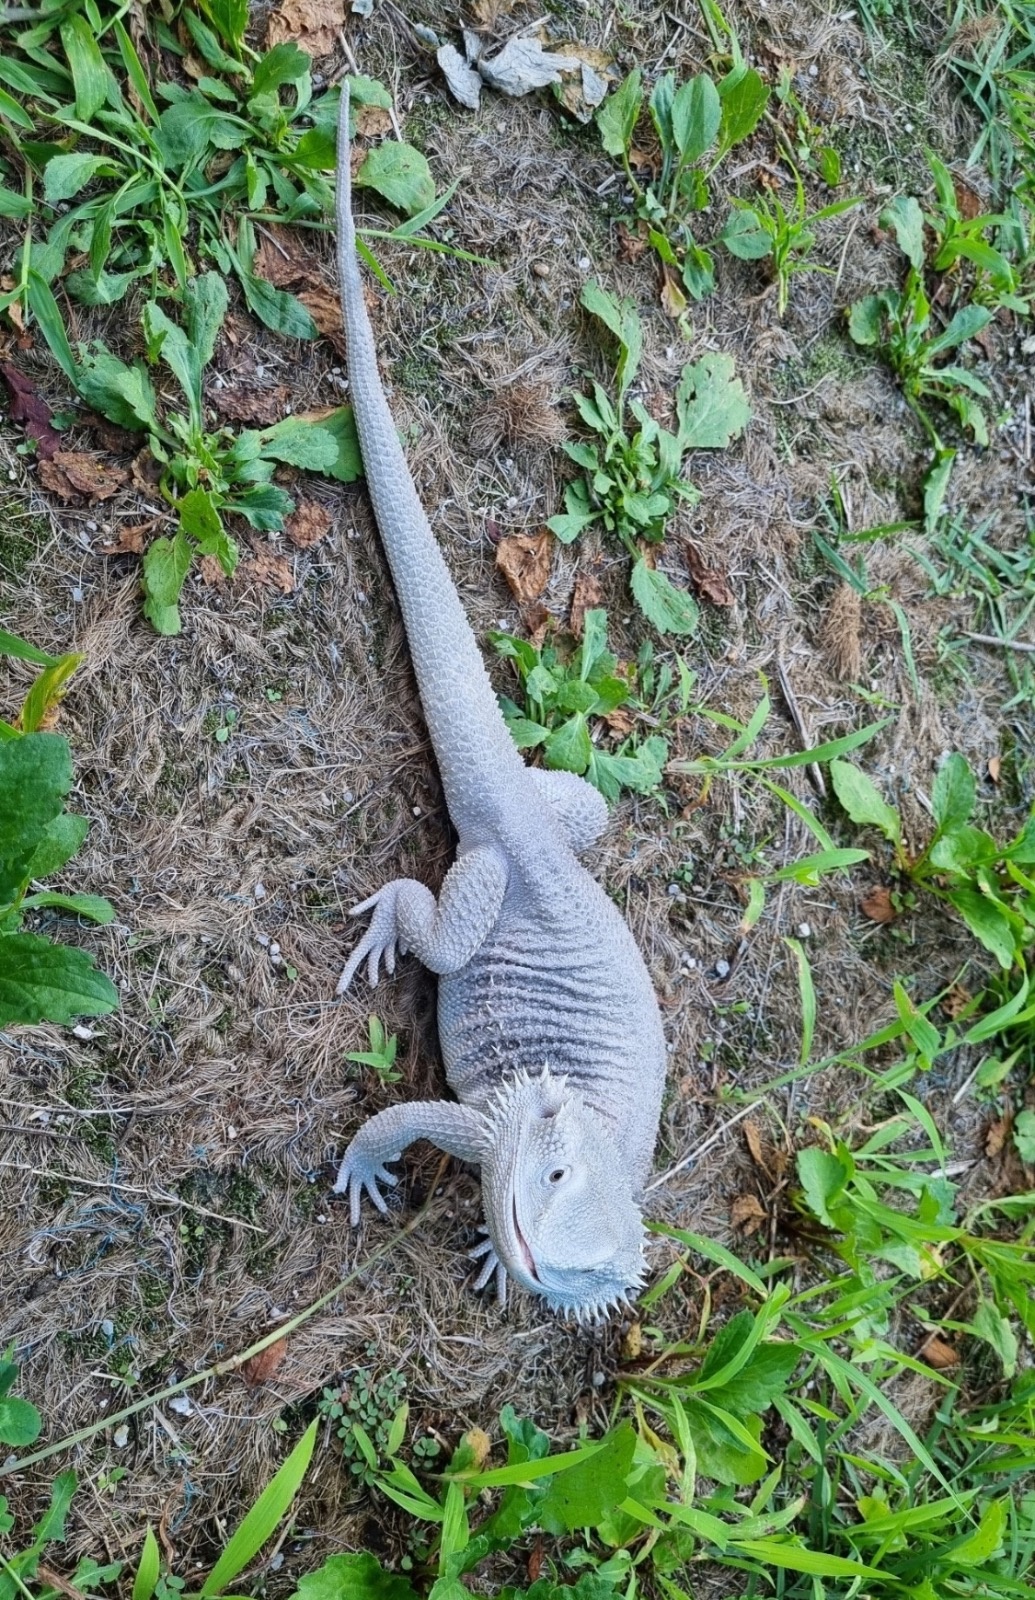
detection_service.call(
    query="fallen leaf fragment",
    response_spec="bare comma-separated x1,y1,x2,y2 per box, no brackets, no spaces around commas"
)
216,383,292,426
743,1117,769,1173
524,602,551,649
821,583,863,682
240,549,296,594
620,1321,642,1360
462,1427,491,1470
616,222,649,263
266,0,343,57
254,228,307,289
39,451,128,502
988,756,1001,783
478,33,582,96
919,1333,959,1369
130,447,162,493
730,1193,766,1234
298,285,346,354
604,707,634,736
660,266,688,320
941,982,972,1020
985,1116,1010,1159
438,43,482,109
861,885,895,924
495,531,552,603
240,1336,288,1387
551,42,612,121
2,362,63,459
527,1539,544,1584
98,520,155,555
285,499,333,549
684,539,735,607
569,565,604,637
199,554,227,586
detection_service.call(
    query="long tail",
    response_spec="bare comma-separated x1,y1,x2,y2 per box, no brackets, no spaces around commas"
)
335,84,526,839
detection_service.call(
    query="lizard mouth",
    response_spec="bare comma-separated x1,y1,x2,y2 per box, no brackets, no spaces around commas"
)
512,1195,539,1283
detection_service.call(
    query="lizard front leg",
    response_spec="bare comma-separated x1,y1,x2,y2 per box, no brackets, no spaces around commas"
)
337,844,508,994
333,1100,487,1224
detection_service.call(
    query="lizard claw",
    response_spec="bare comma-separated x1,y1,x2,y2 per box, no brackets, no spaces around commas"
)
469,1225,508,1305
337,885,403,994
332,1145,401,1225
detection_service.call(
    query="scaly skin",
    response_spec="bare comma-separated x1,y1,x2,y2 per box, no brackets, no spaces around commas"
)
332,83,667,1319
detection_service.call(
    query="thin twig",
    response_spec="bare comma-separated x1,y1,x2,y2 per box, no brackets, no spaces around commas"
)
776,653,826,798
963,632,1035,654
647,1100,764,1191
0,1159,265,1233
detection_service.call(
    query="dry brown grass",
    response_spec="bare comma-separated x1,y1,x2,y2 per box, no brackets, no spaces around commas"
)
0,0,1030,1585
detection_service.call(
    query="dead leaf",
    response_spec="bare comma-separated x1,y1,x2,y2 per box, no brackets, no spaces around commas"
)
98,520,155,555
199,555,227,586
298,285,346,354
2,363,64,459
684,539,735,607
919,1333,959,1369
240,1336,288,1387
285,500,333,549
266,0,343,57
496,531,552,603
38,451,128,502
438,43,483,110
616,222,648,263
941,982,972,1020
472,0,518,23
952,176,982,221
988,756,1001,783
462,1427,491,1471
527,1539,544,1585
861,885,895,924
254,228,307,289
730,1194,766,1234
239,549,296,594
551,42,612,121
569,565,604,638
743,1118,768,1172
660,265,688,320
524,602,551,649
604,706,634,737
620,1321,642,1360
130,447,161,493
478,32,582,96
985,1116,1011,1158
216,383,292,426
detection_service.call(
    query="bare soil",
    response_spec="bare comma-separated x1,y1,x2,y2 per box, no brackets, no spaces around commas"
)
1,0,1031,1587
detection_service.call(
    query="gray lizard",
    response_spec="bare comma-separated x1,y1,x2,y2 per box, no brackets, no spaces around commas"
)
331,83,667,1320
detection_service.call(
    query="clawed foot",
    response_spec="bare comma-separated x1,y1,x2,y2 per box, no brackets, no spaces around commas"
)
469,1226,508,1306
337,885,409,995
332,1142,401,1225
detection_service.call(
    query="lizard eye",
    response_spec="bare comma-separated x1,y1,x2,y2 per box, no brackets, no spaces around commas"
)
547,1166,569,1185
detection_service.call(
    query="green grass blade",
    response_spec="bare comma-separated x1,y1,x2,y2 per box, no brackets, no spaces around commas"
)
784,937,815,1065
199,1420,317,1595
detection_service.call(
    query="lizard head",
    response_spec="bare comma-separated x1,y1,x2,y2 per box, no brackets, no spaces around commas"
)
480,1067,646,1322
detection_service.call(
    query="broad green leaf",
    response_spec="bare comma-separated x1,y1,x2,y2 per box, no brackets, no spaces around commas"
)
679,241,715,300
545,714,592,775
142,533,192,636
132,1528,161,1600
178,490,229,560
649,73,675,152
797,1146,850,1228
0,631,60,667
25,815,90,882
721,207,772,261
880,194,925,269
923,449,954,532
950,1499,1006,1566
258,416,340,471
43,153,114,203
356,143,435,217
239,273,318,339
0,931,118,1028
250,41,311,99
597,69,642,158
926,303,993,357
1013,1109,1035,1164
671,74,720,162
304,406,362,482
20,891,114,924
829,760,901,846
188,273,230,371
142,300,199,414
27,270,81,386
75,350,158,432
0,734,72,903
0,1394,42,1447
716,66,769,151
201,1421,317,1595
547,508,597,544
847,295,884,347
580,280,642,397
197,0,249,49
676,353,751,448
966,1301,1018,1378
19,653,82,735
61,14,115,121
292,1552,420,1600
0,185,32,218
630,560,699,636
114,19,160,123
705,1343,800,1416
946,888,1015,969
504,716,550,750
538,1424,636,1534
767,848,869,885
729,1541,879,1579
931,752,975,834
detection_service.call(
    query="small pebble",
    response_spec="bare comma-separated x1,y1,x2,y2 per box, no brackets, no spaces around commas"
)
72,1024,97,1040
253,881,267,900
797,921,812,939
532,262,550,279
113,1425,129,1448
269,941,281,957
100,1319,114,1340
578,255,591,271
715,959,731,979
227,1125,238,1140
256,932,270,947
592,1370,606,1387
168,1395,192,1416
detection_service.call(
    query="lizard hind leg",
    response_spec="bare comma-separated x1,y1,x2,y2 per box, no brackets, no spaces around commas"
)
336,845,509,994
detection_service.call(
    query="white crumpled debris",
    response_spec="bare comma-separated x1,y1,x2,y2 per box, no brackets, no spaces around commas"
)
437,27,586,109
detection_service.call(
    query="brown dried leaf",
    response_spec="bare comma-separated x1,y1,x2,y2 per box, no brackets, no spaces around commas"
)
240,1336,288,1387
988,756,1001,784
98,520,155,555
298,285,346,354
38,450,128,502
254,228,307,289
616,221,648,263
130,447,162,493
684,539,735,607
952,176,982,220
527,1538,544,1585
919,1333,959,1369
660,266,688,320
985,1116,1011,1158
2,363,63,459
240,549,296,594
462,1427,492,1471
743,1118,768,1172
941,982,972,1020
524,602,551,649
861,885,895,924
216,383,291,426
198,554,227,586
496,531,552,604
569,566,604,638
472,0,519,23
730,1194,766,1234
285,499,333,549
356,103,393,137
266,0,343,58
604,706,634,737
